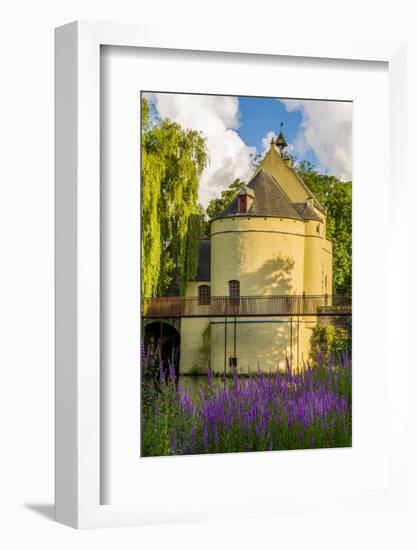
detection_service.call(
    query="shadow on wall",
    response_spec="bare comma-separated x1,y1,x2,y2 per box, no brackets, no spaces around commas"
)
233,318,294,373
246,254,295,296
199,323,211,371
209,315,297,374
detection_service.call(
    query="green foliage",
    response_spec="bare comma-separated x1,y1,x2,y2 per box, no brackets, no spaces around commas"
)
141,96,150,130
141,97,208,296
206,178,245,220
310,321,352,365
141,375,182,457
296,161,352,295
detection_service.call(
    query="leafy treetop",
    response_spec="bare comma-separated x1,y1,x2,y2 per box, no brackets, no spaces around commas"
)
205,178,245,220
141,97,208,297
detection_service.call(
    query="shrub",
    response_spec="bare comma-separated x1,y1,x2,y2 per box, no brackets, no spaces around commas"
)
310,321,351,365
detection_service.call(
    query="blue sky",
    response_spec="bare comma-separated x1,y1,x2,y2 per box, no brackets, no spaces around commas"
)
144,92,352,206
237,97,318,166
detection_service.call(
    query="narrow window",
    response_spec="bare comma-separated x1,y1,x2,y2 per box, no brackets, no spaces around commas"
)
228,280,240,305
198,284,211,305
238,196,247,214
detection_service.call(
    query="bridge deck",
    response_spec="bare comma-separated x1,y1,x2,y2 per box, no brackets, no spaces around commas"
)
142,295,352,318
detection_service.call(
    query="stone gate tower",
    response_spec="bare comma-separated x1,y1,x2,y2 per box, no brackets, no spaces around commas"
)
180,129,332,373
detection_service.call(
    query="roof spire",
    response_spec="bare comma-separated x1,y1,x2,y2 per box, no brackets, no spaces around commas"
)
275,122,288,156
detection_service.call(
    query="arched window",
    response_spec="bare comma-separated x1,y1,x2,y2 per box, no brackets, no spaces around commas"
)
198,284,211,305
228,280,240,305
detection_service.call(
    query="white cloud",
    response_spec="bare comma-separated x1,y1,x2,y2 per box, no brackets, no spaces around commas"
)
280,99,352,181
144,93,255,206
261,131,276,152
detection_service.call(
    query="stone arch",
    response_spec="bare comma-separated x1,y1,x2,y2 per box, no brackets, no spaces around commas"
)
143,321,180,378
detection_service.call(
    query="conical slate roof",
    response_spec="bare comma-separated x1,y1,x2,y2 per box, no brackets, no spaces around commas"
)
218,170,304,220
291,201,323,222
255,144,325,212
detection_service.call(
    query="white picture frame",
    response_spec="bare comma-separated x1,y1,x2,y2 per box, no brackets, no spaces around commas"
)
55,21,408,529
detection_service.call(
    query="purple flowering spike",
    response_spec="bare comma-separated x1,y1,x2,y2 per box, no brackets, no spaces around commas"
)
206,366,214,387
203,426,209,451
168,360,176,383
158,362,166,386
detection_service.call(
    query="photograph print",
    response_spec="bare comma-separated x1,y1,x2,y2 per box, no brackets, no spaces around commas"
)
140,92,352,457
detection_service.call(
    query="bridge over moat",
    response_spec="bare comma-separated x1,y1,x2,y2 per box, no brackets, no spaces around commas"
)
142,294,351,374
142,294,352,319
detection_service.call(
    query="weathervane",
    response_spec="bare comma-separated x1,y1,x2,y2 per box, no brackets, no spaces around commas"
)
275,122,288,156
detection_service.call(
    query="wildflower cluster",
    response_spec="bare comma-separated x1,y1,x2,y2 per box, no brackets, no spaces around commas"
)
141,354,351,457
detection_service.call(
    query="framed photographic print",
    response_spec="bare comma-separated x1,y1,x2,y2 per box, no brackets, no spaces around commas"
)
55,21,408,528
139,90,352,459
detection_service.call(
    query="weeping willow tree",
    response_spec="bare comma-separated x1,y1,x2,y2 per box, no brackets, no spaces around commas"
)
141,97,208,297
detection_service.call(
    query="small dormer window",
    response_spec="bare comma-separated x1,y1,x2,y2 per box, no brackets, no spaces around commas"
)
236,186,255,214
238,195,247,214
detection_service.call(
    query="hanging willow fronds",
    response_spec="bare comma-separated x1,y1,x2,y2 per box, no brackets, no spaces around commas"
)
141,97,208,297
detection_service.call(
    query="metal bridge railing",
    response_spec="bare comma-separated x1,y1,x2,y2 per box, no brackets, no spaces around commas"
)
142,294,352,318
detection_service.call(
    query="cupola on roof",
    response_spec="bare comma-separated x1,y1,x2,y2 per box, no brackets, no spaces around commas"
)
275,122,288,155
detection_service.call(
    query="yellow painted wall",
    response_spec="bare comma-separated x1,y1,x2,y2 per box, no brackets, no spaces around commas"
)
180,282,211,374
209,316,320,373
303,220,324,295
210,317,295,373
298,316,318,366
210,216,306,296
180,317,211,374
322,239,333,295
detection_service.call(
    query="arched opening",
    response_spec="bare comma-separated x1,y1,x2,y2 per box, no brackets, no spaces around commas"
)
143,322,180,379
